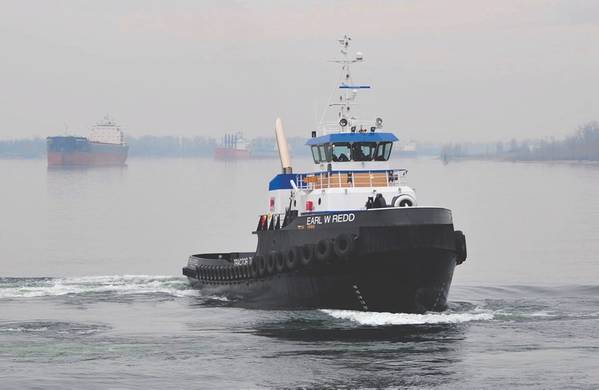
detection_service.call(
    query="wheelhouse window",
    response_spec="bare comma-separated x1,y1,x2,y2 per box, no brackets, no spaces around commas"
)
311,144,332,163
311,145,320,163
374,142,393,161
319,143,332,162
352,142,376,161
332,143,351,162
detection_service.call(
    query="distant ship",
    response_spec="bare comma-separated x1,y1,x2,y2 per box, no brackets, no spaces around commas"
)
47,116,128,167
214,132,251,160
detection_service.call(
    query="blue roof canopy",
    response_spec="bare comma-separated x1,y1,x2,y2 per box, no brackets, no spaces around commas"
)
339,84,371,89
306,132,398,146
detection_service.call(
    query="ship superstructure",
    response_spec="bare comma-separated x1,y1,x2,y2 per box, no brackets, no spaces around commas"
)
183,36,467,314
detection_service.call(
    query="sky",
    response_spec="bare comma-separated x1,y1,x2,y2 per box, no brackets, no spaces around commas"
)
0,0,598,142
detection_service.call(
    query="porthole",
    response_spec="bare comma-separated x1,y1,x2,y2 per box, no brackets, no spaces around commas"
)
318,198,322,205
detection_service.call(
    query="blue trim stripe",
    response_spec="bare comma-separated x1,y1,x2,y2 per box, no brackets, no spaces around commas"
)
306,132,398,145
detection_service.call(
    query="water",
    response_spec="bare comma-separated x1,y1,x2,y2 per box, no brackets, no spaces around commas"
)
1,157,598,389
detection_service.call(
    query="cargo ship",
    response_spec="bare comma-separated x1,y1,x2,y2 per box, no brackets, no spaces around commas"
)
47,116,128,167
214,132,251,160
183,36,468,313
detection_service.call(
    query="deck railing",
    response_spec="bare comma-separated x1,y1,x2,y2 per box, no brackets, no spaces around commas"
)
293,169,407,190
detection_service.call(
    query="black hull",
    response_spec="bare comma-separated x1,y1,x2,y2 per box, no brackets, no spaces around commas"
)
183,207,465,314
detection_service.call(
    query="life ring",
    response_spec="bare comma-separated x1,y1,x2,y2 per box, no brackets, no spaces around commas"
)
392,195,416,208
333,233,357,259
266,253,276,274
285,247,299,270
274,252,285,273
315,239,333,262
300,243,315,266
255,255,266,277
454,230,467,265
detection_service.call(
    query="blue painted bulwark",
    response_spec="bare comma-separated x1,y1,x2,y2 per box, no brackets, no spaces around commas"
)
268,174,298,191
306,132,398,145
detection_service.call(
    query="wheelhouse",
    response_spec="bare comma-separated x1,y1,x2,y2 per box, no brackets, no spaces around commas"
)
307,132,398,166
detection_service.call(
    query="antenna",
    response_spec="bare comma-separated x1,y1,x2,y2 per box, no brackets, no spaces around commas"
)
317,35,371,134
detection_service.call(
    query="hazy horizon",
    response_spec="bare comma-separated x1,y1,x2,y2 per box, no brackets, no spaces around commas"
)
1,0,598,143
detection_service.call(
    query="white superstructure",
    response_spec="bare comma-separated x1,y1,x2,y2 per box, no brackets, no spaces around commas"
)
89,115,126,145
267,36,417,217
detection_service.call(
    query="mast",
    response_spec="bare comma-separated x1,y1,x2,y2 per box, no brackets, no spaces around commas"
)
318,35,371,134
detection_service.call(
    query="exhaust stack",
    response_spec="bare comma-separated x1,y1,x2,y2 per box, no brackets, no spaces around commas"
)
275,118,292,173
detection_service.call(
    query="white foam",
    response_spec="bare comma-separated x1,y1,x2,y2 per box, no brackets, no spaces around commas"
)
321,309,493,326
0,327,48,332
0,275,198,299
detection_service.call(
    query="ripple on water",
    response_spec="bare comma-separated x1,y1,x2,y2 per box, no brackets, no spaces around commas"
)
0,321,110,337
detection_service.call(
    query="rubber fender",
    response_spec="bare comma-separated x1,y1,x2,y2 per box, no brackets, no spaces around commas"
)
266,253,275,275
274,252,285,273
300,243,315,266
285,247,299,270
333,233,357,259
255,255,266,277
315,239,333,263
455,230,467,265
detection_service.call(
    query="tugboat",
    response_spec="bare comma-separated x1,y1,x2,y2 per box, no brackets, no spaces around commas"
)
183,36,467,313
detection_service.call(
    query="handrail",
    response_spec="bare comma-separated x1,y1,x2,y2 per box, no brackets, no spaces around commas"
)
292,169,407,190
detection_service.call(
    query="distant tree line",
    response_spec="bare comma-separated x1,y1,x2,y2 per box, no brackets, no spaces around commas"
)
441,122,599,162
0,138,46,158
127,136,216,157
0,135,313,158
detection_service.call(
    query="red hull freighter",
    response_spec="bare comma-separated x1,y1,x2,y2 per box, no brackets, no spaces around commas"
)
214,132,251,160
47,116,128,167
